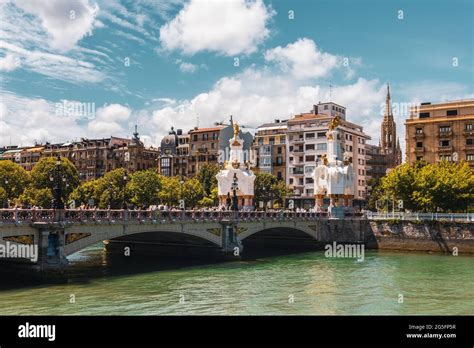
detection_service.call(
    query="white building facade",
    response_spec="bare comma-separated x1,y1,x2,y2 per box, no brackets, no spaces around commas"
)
286,102,371,209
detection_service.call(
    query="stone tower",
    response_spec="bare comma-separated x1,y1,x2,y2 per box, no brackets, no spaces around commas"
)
380,83,402,167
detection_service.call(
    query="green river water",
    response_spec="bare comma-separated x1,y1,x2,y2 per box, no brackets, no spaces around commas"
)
0,244,473,315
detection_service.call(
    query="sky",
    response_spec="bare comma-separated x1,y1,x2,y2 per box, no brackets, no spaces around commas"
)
0,0,473,156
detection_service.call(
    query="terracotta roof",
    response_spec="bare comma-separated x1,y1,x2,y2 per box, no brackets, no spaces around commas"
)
189,126,225,133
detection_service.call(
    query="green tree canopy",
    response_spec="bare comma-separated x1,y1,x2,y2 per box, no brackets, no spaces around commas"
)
196,164,219,195
16,187,53,208
182,177,205,208
0,161,31,201
30,156,79,202
376,161,474,212
157,175,181,207
128,169,162,208
254,172,290,209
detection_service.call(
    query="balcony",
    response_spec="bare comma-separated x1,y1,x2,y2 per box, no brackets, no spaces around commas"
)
438,131,452,138
291,148,304,153
414,133,424,139
437,145,453,153
414,146,425,153
464,129,474,136
290,138,304,144
291,169,304,175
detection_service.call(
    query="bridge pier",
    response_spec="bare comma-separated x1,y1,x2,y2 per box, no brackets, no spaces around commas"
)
34,224,68,273
220,220,243,260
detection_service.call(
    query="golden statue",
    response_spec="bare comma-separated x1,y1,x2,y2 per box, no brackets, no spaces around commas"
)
321,154,329,166
232,122,241,146
328,115,341,131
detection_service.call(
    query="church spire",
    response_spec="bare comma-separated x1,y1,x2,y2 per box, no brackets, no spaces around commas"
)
385,83,392,118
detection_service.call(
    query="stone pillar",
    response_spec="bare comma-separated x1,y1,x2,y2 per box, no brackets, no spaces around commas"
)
36,226,68,272
220,221,243,260
315,194,324,210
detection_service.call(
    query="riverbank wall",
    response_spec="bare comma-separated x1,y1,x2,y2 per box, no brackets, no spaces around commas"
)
365,220,474,254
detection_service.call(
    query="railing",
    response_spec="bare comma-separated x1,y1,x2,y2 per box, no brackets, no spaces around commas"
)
366,211,474,222
0,209,327,224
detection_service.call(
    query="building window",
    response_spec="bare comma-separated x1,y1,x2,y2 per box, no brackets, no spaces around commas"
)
306,144,315,150
419,112,430,118
466,124,473,131
316,143,327,150
193,134,198,141
306,155,315,162
416,156,423,161
416,142,423,148
447,109,458,116
439,126,451,133
467,154,474,161
415,128,423,134
439,155,452,161
269,137,275,145
467,139,474,145
306,133,315,139
317,132,326,138
276,156,283,165
258,138,263,145
280,136,285,144
439,140,450,147
277,171,282,180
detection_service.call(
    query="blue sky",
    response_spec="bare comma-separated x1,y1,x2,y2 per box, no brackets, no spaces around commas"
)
0,0,473,150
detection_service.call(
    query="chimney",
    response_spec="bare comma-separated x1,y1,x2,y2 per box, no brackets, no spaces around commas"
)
177,129,183,135
313,105,318,114
274,119,280,123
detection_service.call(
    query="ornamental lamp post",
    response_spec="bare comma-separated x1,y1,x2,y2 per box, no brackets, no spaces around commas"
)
231,173,239,217
52,155,64,210
122,171,128,209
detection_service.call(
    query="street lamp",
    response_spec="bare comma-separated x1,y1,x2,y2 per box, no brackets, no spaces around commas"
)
180,176,185,210
3,179,9,208
122,171,128,209
231,173,239,216
51,155,64,209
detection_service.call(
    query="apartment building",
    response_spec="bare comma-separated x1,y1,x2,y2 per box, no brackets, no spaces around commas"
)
187,121,254,176
405,99,474,168
158,127,190,177
286,102,371,208
0,145,45,171
252,120,287,181
42,126,159,181
187,125,226,176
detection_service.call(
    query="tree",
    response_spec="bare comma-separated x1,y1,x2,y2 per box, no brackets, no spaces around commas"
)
128,169,162,208
30,157,79,203
375,160,474,212
68,180,100,207
182,177,205,208
0,187,7,208
196,164,219,195
0,161,31,201
157,175,181,207
16,187,53,208
254,172,290,209
94,168,130,209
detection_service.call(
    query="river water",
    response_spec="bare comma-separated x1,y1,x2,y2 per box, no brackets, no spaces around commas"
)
0,244,473,315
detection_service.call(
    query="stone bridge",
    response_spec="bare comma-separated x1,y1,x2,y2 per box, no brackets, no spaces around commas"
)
0,209,368,272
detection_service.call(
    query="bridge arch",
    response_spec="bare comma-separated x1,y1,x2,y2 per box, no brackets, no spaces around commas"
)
64,222,222,257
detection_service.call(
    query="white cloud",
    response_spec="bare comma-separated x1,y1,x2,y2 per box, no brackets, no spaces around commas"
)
145,67,386,146
13,0,100,51
0,53,18,72
0,41,106,83
264,38,341,79
0,92,81,146
87,103,131,136
159,0,275,56
0,1,109,84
